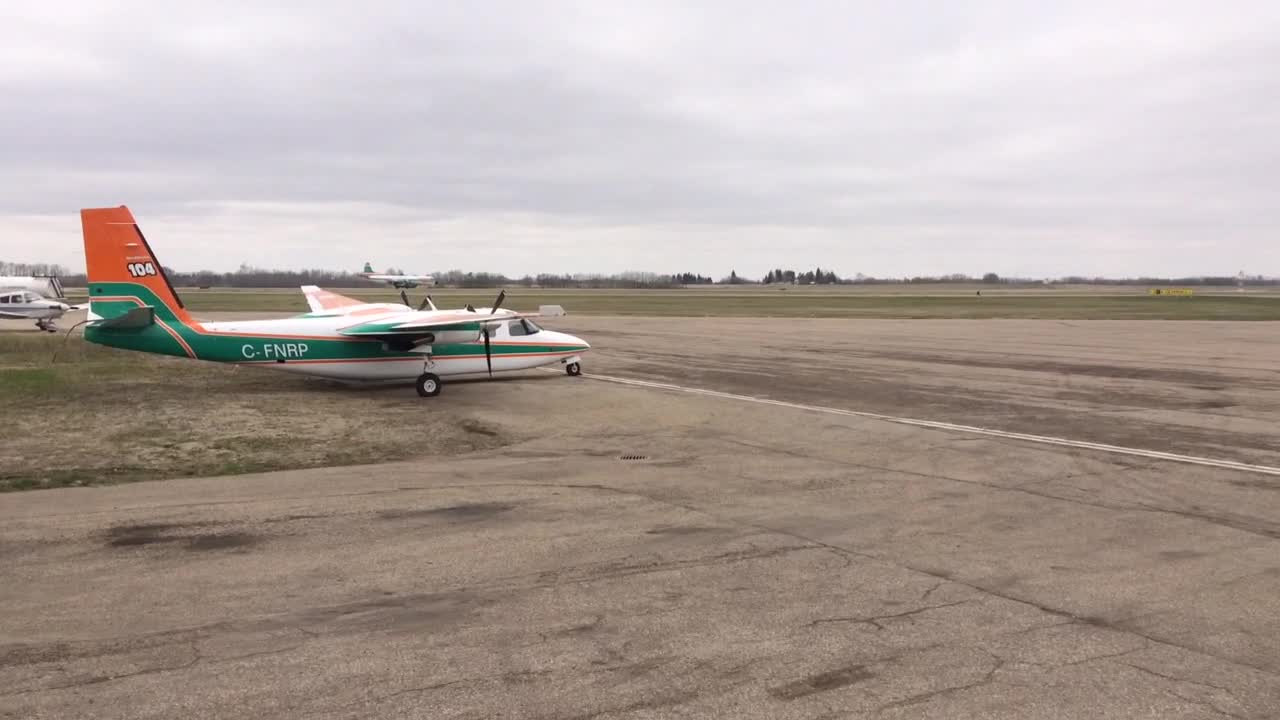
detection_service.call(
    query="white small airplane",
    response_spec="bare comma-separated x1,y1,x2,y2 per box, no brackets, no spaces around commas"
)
0,289,82,332
360,262,434,289
80,206,589,397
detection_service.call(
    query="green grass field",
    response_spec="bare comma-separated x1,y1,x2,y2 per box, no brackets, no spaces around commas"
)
82,286,1280,320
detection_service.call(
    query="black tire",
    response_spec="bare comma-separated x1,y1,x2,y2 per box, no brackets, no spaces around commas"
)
566,362,582,377
416,372,442,397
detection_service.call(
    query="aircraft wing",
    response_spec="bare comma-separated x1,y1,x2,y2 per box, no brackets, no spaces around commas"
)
90,306,156,329
301,285,367,313
0,311,33,320
338,310,539,340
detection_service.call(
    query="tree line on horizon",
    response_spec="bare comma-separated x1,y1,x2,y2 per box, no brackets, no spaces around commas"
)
3,260,1276,289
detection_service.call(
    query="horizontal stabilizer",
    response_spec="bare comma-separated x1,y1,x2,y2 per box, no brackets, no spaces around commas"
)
301,285,365,313
93,305,155,329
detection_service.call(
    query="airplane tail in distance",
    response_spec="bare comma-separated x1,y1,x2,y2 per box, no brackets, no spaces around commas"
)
80,206,194,325
363,262,375,274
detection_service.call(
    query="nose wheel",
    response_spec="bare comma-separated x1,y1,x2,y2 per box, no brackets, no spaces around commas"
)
566,362,582,377
416,372,442,397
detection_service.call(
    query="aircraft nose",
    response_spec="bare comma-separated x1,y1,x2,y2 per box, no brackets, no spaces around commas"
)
549,330,589,350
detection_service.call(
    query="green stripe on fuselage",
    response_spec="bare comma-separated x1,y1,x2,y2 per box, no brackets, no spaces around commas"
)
84,282,587,364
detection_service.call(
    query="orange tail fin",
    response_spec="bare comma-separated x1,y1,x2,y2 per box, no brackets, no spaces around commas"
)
81,206,194,324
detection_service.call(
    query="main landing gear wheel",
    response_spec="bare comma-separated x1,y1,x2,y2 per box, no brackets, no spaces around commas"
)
566,362,582,377
416,372,442,397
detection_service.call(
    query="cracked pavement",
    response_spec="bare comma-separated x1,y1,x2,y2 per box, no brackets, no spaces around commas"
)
4,317,1280,718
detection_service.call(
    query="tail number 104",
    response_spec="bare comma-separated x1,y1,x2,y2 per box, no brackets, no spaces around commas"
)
127,262,158,278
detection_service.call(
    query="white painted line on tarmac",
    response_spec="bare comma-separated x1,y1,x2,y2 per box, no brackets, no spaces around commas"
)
580,371,1280,478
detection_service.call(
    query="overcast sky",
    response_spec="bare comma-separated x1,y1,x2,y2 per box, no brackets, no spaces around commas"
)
3,1,1278,278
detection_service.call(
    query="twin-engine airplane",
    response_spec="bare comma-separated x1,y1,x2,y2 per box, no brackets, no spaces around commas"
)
80,206,589,397
360,262,434,289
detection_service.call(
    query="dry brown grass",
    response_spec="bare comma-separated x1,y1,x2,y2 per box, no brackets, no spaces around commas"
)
0,333,509,491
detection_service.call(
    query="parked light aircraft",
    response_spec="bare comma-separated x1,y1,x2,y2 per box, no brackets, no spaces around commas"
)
80,206,589,397
360,262,434,289
0,289,82,331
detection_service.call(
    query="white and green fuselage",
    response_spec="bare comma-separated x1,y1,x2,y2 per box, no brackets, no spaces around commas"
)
85,284,590,383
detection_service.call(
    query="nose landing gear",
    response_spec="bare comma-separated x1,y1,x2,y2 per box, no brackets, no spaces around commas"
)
566,362,582,377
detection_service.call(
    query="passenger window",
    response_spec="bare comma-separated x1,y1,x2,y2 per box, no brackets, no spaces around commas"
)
0,295,9,304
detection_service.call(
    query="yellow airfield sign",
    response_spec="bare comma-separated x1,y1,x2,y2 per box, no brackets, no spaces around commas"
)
1149,288,1194,296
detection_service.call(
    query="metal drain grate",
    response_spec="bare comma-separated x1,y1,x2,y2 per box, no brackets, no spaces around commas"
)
619,454,648,461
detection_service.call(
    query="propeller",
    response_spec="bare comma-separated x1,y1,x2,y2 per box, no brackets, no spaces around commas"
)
400,290,411,307
417,295,435,311
483,323,493,376
480,291,507,376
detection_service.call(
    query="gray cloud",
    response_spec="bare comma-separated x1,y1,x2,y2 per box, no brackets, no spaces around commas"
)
3,1,1278,277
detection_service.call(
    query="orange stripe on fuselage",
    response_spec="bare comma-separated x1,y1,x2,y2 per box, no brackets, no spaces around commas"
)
487,341,584,347
235,350,581,366
156,319,196,358
90,295,196,358
202,330,367,342
432,350,582,360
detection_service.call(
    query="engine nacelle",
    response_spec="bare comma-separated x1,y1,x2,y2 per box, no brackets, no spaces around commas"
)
427,330,481,345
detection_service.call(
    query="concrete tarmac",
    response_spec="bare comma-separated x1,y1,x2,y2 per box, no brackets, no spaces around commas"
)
3,317,1280,718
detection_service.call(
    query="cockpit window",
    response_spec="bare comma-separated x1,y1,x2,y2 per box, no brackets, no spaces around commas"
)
506,319,542,336
23,293,39,303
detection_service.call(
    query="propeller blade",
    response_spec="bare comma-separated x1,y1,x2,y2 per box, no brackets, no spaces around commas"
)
483,327,492,376
417,297,431,311
400,290,410,307
490,290,506,314
465,304,476,312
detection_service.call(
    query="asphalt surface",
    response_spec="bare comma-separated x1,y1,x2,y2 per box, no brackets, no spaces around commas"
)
3,317,1280,719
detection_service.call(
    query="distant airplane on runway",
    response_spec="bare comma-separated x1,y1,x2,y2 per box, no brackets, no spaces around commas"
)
360,262,434,289
79,206,589,397
0,288,82,331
